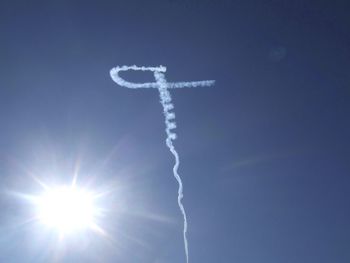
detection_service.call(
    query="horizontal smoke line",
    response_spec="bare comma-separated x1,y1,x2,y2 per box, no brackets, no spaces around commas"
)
110,65,215,89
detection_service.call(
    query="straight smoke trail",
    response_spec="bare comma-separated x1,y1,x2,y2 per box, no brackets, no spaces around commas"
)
110,65,215,263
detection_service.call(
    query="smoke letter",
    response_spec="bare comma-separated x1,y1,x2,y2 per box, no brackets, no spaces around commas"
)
110,65,215,263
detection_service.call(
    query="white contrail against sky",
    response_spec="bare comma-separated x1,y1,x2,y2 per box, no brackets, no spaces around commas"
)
110,65,215,263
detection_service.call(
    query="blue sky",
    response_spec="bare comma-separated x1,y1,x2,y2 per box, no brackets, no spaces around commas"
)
0,0,349,262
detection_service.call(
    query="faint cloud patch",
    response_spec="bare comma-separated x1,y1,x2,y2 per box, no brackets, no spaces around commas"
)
221,149,306,174
268,46,287,62
167,0,231,10
222,154,279,172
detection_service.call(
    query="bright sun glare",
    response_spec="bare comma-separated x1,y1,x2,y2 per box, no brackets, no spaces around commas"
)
36,186,98,233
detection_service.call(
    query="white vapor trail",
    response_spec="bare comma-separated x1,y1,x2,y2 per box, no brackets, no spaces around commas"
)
110,65,215,263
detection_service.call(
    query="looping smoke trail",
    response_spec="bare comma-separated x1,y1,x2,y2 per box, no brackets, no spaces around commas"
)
154,71,189,262
110,65,215,263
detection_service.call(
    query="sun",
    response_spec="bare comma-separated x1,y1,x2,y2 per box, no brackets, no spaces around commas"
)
36,186,99,234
